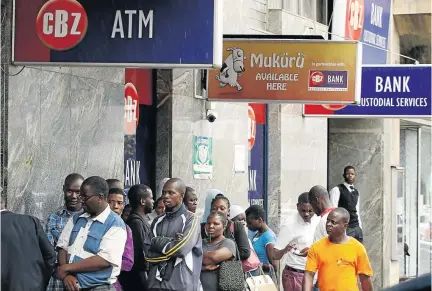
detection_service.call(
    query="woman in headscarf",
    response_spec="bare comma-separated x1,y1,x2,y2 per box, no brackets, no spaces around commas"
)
229,205,246,223
230,204,257,240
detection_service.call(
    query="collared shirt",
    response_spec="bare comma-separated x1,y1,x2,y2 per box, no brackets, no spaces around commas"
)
57,205,127,288
329,182,362,228
45,206,84,247
274,213,320,270
45,206,83,291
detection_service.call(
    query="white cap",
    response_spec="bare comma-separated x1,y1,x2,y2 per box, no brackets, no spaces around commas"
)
229,205,245,219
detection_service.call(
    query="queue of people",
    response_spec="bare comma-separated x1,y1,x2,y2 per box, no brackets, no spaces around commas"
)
0,165,386,291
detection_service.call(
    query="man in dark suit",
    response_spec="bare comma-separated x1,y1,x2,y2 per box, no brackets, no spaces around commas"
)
1,187,56,291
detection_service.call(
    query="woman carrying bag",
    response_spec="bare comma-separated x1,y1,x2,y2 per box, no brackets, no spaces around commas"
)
201,212,245,291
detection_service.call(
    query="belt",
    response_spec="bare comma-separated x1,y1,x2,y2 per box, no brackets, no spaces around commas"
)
81,285,113,291
285,265,305,273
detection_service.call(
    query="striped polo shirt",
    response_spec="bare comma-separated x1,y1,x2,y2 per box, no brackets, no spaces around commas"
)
57,205,127,289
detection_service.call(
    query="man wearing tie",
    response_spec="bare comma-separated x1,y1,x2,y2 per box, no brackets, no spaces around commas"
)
329,166,363,243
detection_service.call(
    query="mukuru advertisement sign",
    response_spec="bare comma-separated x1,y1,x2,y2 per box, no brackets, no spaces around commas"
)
207,39,363,103
12,0,222,68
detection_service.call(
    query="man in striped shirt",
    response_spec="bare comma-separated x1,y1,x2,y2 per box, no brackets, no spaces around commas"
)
45,173,84,291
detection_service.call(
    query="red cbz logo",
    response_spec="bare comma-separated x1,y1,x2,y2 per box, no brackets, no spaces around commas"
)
309,71,325,86
36,0,88,51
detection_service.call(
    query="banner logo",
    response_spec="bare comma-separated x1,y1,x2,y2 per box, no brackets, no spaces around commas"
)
248,106,256,150
124,83,139,135
308,70,349,92
322,104,348,111
346,0,365,41
36,0,88,51
309,71,325,86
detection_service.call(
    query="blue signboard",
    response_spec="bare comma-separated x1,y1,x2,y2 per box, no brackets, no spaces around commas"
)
13,0,222,68
248,104,266,208
304,65,432,117
362,0,391,64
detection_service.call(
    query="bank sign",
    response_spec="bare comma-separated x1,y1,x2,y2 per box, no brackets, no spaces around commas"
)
304,65,432,117
13,0,222,68
345,0,391,64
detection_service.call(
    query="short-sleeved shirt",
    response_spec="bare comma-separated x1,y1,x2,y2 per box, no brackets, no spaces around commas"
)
252,229,276,264
305,237,373,291
200,238,237,291
57,205,127,288
274,213,320,270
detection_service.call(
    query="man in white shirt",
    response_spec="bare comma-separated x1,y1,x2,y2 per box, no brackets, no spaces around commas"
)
329,166,363,243
308,185,335,242
273,193,320,291
55,176,127,291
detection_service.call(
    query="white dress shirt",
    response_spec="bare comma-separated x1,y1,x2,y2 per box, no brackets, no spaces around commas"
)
274,213,320,270
329,182,362,228
57,205,127,285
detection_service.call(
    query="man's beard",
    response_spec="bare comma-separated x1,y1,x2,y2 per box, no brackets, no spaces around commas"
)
144,204,153,214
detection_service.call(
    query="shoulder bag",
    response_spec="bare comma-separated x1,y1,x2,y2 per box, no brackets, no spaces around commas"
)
230,222,261,272
218,238,246,291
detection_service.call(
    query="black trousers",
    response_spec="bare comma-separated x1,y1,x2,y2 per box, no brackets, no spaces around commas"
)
347,225,363,243
119,271,148,291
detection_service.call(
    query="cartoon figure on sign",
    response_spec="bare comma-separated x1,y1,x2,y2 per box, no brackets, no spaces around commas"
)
216,47,246,91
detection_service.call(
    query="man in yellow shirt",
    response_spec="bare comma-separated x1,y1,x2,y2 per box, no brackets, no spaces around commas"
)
302,208,373,291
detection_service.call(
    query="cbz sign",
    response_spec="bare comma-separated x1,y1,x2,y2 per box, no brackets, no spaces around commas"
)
13,0,222,68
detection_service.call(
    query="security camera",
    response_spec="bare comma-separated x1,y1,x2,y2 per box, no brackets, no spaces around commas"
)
206,110,218,123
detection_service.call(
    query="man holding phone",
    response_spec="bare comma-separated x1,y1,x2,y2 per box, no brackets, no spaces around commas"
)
272,193,320,291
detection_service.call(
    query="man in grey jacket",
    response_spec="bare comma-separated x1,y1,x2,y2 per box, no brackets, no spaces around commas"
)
145,178,202,291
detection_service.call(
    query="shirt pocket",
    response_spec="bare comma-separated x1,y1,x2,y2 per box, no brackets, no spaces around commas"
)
83,231,104,254
69,229,81,246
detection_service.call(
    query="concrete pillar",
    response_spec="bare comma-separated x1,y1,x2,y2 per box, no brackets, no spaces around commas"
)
328,118,400,288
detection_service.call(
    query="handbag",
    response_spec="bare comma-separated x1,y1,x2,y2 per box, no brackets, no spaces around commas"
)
246,266,278,291
218,239,246,291
230,222,261,272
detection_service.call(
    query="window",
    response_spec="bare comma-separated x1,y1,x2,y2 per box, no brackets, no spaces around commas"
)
400,127,432,277
282,0,328,24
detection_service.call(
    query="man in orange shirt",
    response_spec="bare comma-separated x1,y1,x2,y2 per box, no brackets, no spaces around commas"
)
302,208,373,291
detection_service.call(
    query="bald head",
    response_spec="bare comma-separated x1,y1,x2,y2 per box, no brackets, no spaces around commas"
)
308,185,329,199
326,207,351,238
165,178,186,195
331,207,350,223
308,185,331,216
64,173,84,186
